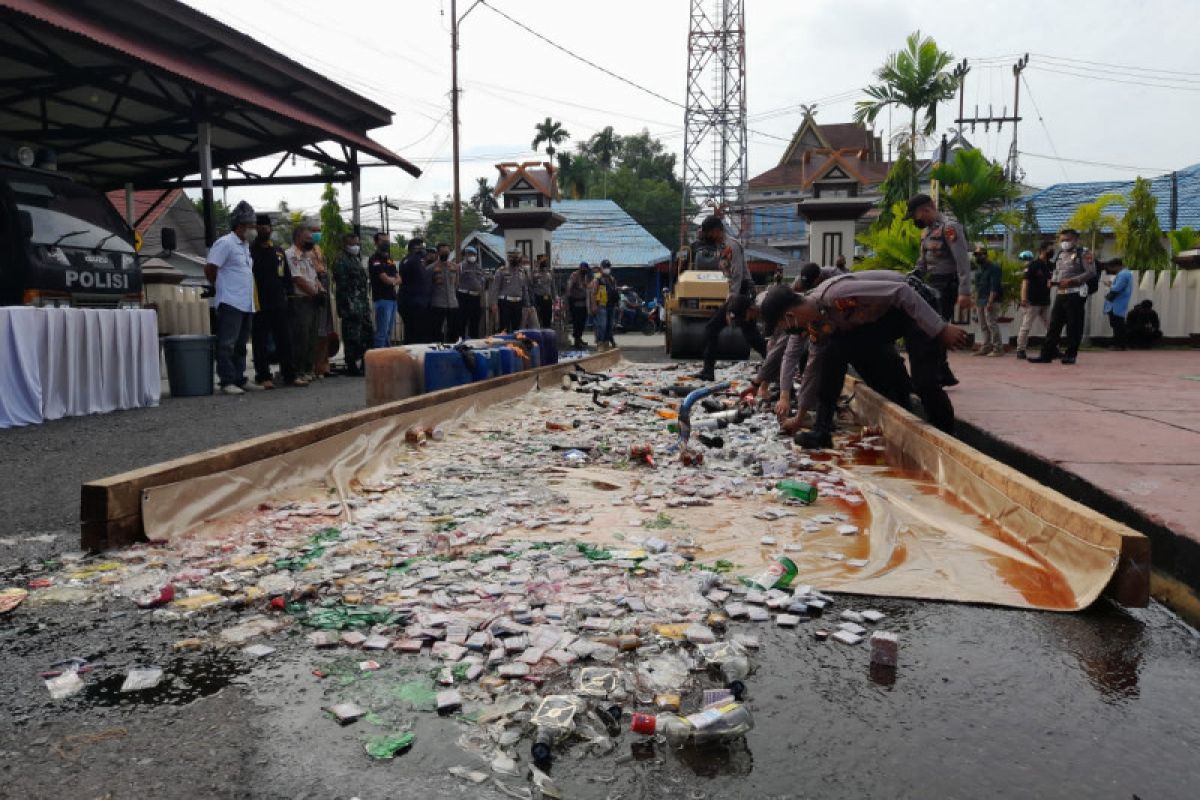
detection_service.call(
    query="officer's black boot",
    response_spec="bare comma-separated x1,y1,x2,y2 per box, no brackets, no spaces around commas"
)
794,404,835,450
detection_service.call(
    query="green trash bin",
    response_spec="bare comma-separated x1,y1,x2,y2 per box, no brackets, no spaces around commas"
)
163,335,216,397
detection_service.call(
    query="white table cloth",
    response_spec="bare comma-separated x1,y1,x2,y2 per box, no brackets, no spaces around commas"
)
0,307,160,428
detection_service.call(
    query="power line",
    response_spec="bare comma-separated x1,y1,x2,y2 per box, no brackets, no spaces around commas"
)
1019,151,1170,175
479,0,682,109
1019,74,1069,182
1030,65,1200,93
1032,52,1200,80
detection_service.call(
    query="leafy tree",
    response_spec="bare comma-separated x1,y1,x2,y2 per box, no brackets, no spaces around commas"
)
855,201,921,270
412,196,487,247
191,197,230,233
555,150,596,200
531,117,570,159
605,166,686,251
470,177,497,216
1066,192,1124,253
1167,225,1200,254
854,31,957,195
873,143,918,229
317,179,349,267
588,126,621,198
1014,201,1042,254
930,148,1020,243
617,129,680,187
1116,177,1169,270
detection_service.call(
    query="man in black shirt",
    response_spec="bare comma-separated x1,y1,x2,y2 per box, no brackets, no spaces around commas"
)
1016,243,1054,359
398,237,432,343
250,215,306,388
369,232,400,348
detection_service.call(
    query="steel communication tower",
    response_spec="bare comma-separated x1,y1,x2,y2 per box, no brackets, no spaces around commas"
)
680,0,747,248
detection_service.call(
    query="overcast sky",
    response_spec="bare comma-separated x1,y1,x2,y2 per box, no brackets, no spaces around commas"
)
180,0,1200,233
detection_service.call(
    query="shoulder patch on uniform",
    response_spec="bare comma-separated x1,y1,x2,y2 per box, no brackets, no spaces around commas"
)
945,226,958,242
832,298,858,312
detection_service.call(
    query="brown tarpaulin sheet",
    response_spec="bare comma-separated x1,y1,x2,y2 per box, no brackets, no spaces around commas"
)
141,366,1123,611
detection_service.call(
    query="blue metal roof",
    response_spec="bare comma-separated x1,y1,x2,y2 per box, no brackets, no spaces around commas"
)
549,200,670,269
1018,162,1200,234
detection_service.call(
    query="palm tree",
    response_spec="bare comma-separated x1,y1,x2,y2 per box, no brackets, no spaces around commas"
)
531,117,570,160
1066,192,1124,253
854,31,957,195
470,177,497,215
930,148,1020,242
588,126,621,199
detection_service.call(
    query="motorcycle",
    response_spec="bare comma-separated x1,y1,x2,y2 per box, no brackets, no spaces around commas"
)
615,288,658,336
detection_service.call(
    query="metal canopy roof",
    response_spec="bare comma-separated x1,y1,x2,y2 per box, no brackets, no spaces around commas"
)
0,0,421,189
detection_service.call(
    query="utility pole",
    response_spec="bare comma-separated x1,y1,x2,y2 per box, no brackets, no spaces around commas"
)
449,1,485,257
1008,54,1029,185
952,59,970,139
450,0,461,257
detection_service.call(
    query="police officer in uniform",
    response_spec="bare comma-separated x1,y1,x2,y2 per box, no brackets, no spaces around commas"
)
692,215,768,381
1029,227,1096,365
531,254,556,330
759,271,969,448
490,251,530,333
908,193,971,387
457,245,485,339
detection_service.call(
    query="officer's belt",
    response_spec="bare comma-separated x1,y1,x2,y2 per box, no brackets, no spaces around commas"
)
500,296,522,302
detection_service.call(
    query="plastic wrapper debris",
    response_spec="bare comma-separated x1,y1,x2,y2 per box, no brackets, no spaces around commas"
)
365,732,415,759
45,671,84,699
120,667,164,692
530,694,586,762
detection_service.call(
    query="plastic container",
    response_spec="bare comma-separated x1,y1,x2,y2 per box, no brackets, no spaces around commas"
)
469,347,501,380
463,347,492,382
538,328,559,365
493,346,521,375
365,347,423,406
630,702,754,746
518,329,547,364
162,335,215,397
424,349,473,392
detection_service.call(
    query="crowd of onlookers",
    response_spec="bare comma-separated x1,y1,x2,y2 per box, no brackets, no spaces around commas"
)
204,200,634,395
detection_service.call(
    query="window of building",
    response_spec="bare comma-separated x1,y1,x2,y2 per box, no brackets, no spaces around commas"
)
516,239,533,258
821,231,843,265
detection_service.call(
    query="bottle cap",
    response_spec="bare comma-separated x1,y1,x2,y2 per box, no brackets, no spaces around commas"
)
630,712,657,735
530,741,552,763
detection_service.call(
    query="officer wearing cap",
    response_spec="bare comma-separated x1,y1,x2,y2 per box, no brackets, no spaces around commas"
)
759,270,969,447
908,193,970,386
564,261,592,348
1029,227,1096,365
457,245,484,339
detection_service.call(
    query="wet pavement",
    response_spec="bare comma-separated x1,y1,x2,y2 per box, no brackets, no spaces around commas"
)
2,345,1200,799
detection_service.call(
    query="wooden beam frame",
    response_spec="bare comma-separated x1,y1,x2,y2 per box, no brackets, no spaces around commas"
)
80,350,622,550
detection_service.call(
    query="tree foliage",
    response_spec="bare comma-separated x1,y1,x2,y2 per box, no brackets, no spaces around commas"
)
855,202,921,270
1014,200,1041,254
1168,225,1200,254
531,117,570,159
191,197,230,233
411,196,487,247
930,148,1020,243
873,143,918,229
318,180,348,267
470,177,497,216
854,31,956,194
1116,177,1169,270
1066,192,1123,253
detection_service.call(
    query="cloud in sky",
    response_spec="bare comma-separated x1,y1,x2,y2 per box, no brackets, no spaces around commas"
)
180,0,1200,233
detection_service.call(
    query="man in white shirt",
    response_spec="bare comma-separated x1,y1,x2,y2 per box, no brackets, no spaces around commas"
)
204,200,262,395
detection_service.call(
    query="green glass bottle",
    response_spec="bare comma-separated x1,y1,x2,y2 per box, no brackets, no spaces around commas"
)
747,556,798,591
777,479,818,504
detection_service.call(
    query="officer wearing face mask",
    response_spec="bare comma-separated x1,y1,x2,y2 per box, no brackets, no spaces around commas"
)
428,242,460,343
1029,227,1096,365
399,237,432,343
759,271,968,448
490,251,531,333
251,214,305,389
331,233,373,376
908,193,971,387
457,245,484,339
286,225,325,381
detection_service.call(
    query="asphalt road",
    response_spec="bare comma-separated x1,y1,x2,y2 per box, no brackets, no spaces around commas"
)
3,337,1199,799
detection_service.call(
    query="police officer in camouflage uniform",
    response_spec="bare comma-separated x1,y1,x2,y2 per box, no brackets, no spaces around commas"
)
331,233,374,376
908,193,971,387
489,251,530,333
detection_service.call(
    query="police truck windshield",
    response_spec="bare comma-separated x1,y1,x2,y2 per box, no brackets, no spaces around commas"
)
10,177,133,253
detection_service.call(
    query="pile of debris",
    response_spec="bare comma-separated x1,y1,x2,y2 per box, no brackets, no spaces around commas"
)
6,362,903,797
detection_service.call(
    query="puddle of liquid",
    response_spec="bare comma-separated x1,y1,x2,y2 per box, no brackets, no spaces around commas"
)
86,650,250,708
